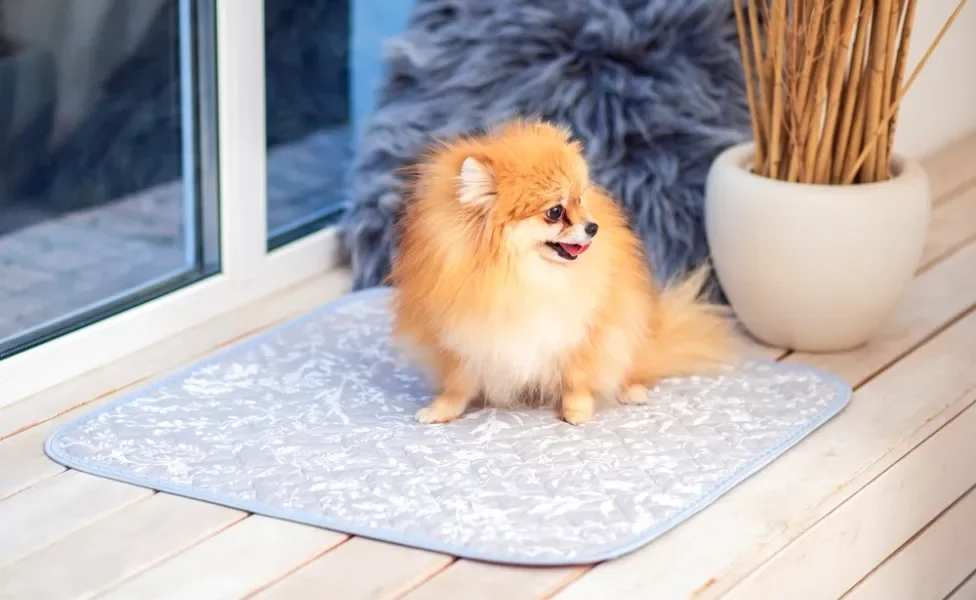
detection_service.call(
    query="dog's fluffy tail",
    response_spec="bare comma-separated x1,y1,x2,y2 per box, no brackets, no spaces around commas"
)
635,265,738,383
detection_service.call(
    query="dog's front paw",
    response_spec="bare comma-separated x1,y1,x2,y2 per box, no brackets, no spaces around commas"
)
415,398,465,424
619,384,650,405
561,394,595,425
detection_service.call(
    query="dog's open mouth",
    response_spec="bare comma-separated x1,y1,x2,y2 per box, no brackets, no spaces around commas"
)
546,241,591,260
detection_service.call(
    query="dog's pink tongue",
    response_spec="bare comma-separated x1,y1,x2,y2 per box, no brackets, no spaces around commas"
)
559,242,590,257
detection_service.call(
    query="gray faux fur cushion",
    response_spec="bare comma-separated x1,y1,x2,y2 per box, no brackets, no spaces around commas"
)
338,0,751,294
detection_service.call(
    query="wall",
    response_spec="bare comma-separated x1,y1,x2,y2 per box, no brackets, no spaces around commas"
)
892,0,976,158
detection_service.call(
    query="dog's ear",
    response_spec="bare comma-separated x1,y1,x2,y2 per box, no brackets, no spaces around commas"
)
457,157,496,206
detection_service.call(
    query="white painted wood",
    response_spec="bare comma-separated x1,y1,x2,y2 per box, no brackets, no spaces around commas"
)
919,185,976,270
254,537,453,600
722,400,976,600
842,486,976,600
0,426,67,501
552,305,976,600
0,470,150,567
920,132,976,205
214,0,267,279
99,516,346,600
0,493,245,599
947,571,976,600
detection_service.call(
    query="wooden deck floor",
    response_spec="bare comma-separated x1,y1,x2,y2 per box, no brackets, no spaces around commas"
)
3,134,976,599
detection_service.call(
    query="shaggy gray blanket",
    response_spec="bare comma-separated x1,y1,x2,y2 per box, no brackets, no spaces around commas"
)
339,0,751,294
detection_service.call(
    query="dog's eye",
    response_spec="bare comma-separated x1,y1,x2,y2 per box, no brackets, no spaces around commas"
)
545,205,564,222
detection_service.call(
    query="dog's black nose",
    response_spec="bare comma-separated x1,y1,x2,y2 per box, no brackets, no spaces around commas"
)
584,222,599,236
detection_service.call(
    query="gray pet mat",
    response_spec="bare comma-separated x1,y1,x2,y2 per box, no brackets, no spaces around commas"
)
46,288,851,565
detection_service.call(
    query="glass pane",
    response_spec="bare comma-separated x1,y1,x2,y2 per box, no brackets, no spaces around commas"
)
0,0,219,357
265,0,413,248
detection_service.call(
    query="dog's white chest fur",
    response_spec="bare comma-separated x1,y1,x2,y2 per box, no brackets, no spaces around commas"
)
442,268,596,405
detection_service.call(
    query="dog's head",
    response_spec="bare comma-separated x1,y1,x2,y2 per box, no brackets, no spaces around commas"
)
450,120,601,264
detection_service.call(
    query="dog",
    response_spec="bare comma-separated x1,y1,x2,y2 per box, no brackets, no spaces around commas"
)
390,119,735,425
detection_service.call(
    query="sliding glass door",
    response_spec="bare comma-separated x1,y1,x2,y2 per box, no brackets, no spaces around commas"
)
0,0,219,357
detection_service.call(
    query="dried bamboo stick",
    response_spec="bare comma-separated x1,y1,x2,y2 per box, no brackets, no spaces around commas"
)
860,0,893,182
831,0,873,183
767,0,789,179
843,69,870,182
785,4,805,182
803,0,846,182
886,0,918,159
850,21,877,184
746,0,771,161
791,0,827,158
815,0,861,183
875,0,905,179
751,0,775,176
845,79,869,180
733,0,765,171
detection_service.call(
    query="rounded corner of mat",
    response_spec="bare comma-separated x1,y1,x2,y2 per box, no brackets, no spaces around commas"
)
43,425,75,469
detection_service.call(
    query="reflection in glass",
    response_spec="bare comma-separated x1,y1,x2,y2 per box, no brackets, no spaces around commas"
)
0,0,218,356
264,0,413,248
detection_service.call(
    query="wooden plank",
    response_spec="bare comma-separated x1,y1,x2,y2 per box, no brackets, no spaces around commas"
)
921,132,976,205
947,570,976,600
0,394,117,500
550,304,976,600
0,470,151,568
722,396,976,600
0,493,245,599
254,538,453,600
0,271,350,441
401,561,583,600
98,516,347,600
0,424,67,501
919,185,976,272
842,486,976,600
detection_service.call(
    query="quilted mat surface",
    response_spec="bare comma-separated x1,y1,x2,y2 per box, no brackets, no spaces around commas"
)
46,288,850,565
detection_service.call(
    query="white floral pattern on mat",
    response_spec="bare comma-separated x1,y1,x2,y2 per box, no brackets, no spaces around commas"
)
48,288,850,563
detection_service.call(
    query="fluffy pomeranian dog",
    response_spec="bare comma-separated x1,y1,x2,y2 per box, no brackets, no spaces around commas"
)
390,119,736,425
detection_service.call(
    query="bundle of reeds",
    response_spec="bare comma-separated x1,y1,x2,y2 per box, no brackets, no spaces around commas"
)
733,0,970,185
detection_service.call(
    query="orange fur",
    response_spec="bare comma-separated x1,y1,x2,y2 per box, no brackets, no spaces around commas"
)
390,119,736,425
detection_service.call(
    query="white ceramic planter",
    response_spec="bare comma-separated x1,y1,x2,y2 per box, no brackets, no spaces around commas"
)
705,142,931,353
